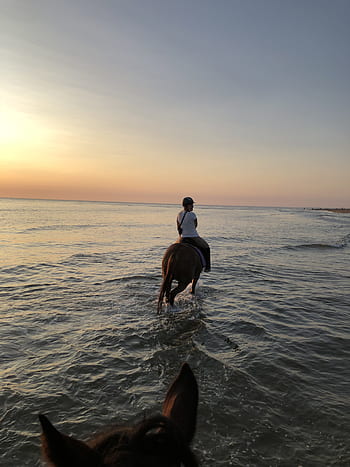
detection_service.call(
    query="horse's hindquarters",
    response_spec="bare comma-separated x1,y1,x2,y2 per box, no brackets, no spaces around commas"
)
158,243,202,311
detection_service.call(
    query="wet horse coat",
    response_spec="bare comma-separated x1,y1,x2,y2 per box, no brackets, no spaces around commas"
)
158,243,203,312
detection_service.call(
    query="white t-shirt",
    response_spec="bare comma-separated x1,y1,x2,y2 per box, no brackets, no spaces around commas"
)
177,210,198,237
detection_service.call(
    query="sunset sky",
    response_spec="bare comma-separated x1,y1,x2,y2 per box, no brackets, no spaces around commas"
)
1,0,349,207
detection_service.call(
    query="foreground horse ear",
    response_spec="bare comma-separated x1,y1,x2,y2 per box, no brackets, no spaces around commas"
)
39,414,101,467
162,363,198,444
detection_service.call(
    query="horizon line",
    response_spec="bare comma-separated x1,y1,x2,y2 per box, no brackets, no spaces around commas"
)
0,195,341,210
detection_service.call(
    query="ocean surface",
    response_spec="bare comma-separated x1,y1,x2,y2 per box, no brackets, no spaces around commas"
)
1,198,349,466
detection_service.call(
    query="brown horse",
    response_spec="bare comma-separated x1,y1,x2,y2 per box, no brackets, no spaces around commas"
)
39,363,198,467
158,243,203,313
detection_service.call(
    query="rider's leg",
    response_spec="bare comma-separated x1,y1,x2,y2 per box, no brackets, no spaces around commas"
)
204,246,211,271
189,237,211,272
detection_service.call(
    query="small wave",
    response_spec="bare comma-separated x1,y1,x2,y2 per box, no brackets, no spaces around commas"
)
0,262,60,275
102,274,160,285
20,223,104,233
285,234,349,251
63,252,119,266
68,253,106,260
292,243,343,250
210,235,239,243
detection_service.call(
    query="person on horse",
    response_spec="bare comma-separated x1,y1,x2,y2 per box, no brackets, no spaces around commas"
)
177,197,211,272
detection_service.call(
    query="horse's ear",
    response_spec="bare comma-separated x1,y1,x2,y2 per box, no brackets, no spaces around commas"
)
162,363,198,444
39,414,101,467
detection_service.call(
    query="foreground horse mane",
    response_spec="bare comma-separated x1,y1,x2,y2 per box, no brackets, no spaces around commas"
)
39,363,198,466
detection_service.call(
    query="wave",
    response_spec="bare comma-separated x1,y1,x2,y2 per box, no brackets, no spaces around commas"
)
288,243,344,250
20,223,105,233
102,274,160,285
285,233,350,251
0,262,60,275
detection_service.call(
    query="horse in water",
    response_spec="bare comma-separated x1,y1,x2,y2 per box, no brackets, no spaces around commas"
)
39,363,198,467
158,243,203,313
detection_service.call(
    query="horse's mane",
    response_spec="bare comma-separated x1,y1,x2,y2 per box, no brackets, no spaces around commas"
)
89,415,198,466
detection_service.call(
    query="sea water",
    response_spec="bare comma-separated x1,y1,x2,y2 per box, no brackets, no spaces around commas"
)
0,198,349,466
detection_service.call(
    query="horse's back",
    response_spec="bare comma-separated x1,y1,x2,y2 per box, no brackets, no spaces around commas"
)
163,242,197,265
166,242,197,256
163,242,202,278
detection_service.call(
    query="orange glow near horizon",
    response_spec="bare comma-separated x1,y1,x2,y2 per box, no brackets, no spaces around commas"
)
1,102,348,208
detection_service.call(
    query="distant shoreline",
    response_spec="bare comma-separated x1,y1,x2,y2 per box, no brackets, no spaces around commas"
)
312,208,350,214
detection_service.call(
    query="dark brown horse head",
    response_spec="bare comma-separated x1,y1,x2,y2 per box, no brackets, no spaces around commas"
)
39,363,198,467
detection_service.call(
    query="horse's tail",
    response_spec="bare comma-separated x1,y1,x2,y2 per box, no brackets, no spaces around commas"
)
157,255,175,313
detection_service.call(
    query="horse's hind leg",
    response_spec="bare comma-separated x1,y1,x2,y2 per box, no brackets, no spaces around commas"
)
190,277,199,295
169,281,188,306
165,281,172,303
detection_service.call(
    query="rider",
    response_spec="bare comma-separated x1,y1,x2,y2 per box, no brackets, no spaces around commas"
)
177,197,211,272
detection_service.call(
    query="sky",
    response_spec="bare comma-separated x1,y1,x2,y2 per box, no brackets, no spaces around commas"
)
1,0,349,207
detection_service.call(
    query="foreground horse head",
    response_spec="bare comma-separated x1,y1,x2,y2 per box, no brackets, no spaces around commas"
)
158,243,203,313
39,363,198,467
